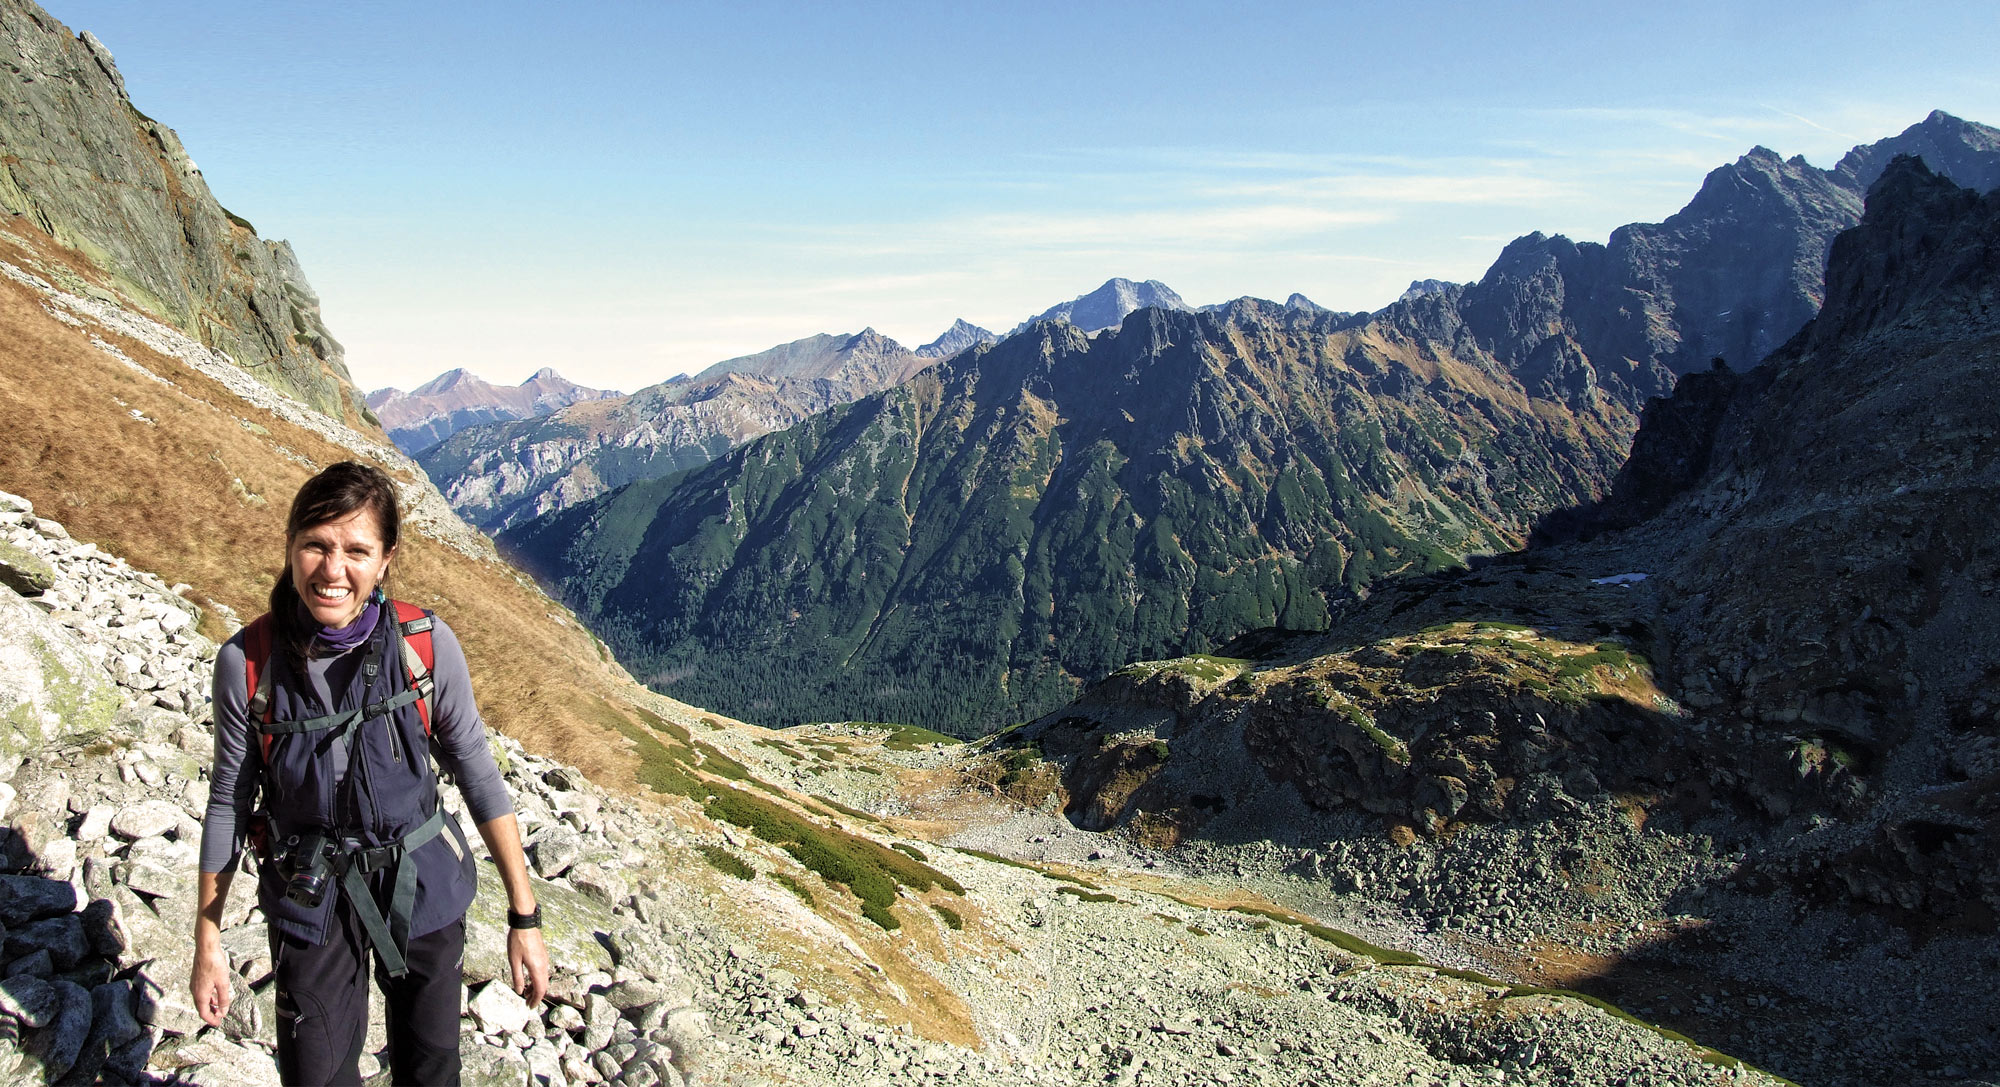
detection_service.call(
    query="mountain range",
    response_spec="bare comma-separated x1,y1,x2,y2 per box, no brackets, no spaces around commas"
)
418,279,1206,533
502,112,2000,733
4,1,1997,1079
992,157,2000,1083
366,366,619,454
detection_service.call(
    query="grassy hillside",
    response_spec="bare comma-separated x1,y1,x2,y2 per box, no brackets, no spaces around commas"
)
0,221,660,785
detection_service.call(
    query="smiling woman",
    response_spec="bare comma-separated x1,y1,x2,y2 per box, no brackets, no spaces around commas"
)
193,460,551,1086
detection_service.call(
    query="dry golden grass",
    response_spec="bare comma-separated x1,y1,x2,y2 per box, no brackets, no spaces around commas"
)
0,226,654,789
0,225,1048,1045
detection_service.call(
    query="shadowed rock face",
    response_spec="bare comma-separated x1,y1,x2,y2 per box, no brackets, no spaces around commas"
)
1374,112,2000,416
1047,158,2000,923
0,1,364,423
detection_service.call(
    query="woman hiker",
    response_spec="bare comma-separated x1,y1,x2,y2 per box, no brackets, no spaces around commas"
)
190,460,551,1085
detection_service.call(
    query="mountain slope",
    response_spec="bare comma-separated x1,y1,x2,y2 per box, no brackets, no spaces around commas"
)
505,300,1629,732
367,366,619,455
418,328,931,532
503,115,2000,736
0,2,366,424
988,157,2000,1087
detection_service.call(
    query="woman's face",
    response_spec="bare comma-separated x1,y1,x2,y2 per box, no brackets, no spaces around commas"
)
288,508,395,630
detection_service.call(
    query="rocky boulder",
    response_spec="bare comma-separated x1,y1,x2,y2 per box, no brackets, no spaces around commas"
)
0,585,120,760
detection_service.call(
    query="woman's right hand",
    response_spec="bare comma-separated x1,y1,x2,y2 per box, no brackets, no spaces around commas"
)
191,946,233,1027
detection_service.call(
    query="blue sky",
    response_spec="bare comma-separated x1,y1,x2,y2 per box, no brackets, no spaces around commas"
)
46,1,2000,393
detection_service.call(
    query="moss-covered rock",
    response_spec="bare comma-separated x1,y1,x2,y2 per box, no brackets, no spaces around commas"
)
461,859,614,986
0,588,121,760
0,540,54,596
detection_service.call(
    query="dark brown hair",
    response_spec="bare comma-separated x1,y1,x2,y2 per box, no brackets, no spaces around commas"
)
269,461,402,673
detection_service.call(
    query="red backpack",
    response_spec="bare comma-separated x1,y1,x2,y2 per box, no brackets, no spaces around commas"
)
239,600,438,855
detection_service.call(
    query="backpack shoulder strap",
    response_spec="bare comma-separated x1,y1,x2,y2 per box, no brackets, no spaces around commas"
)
241,614,277,763
391,600,437,735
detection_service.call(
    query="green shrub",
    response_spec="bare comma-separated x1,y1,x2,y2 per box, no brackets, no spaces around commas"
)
697,845,754,880
847,721,963,750
811,794,881,823
932,903,963,930
702,785,962,931
771,872,815,906
954,847,1041,874
1056,885,1116,903
891,842,929,862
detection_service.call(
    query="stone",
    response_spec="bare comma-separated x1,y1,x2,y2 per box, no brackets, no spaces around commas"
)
461,1035,531,1087
91,979,143,1046
4,914,87,970
603,977,665,1012
109,799,184,840
529,825,584,879
468,980,534,1035
0,874,78,926
0,541,54,596
123,858,186,900
0,974,59,1028
3,950,52,978
659,1007,711,1075
74,804,113,843
21,978,91,1080
583,993,617,1050
0,590,121,762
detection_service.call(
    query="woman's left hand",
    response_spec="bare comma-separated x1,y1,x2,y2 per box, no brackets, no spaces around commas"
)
509,925,551,1006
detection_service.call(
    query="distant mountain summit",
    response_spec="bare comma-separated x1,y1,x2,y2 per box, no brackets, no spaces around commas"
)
918,319,998,359
420,329,931,532
1015,278,1191,333
1396,279,1457,303
367,367,619,455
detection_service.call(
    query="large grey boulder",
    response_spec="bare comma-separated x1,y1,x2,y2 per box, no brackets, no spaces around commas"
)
0,540,54,596
0,586,121,761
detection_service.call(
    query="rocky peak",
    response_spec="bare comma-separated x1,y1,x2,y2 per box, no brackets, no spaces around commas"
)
1834,109,2000,194
408,367,478,397
917,318,998,358
1015,277,1192,334
1811,155,1995,348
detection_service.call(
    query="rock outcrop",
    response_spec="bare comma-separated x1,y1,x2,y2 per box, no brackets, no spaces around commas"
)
0,0,366,424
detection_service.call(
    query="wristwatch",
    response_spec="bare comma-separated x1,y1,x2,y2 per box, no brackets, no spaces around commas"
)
507,906,542,930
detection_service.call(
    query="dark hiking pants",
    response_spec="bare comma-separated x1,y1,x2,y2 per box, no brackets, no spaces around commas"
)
269,895,465,1086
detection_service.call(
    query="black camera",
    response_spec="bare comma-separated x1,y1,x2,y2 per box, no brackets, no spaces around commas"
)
280,832,335,909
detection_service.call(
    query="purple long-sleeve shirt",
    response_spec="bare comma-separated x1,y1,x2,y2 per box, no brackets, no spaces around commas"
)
200,614,514,873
